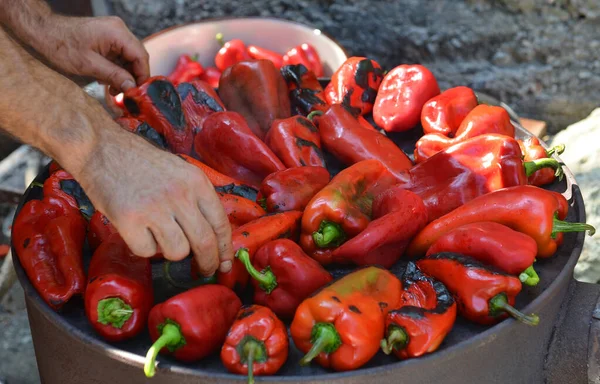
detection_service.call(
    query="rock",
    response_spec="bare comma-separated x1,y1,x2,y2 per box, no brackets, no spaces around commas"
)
551,109,600,283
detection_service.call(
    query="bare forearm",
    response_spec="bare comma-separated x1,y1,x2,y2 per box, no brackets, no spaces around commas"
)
0,0,55,52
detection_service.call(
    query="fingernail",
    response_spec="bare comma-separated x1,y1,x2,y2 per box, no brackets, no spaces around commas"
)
121,79,135,91
219,260,232,273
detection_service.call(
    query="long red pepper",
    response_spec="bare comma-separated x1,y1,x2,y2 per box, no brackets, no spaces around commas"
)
43,170,95,219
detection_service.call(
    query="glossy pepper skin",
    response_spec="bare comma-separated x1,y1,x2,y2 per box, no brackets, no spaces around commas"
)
421,86,478,136
519,137,566,186
248,45,284,69
414,105,515,163
87,211,117,252
265,116,325,168
12,197,87,310
282,43,324,78
222,305,288,384
426,222,539,285
373,64,440,133
257,166,330,212
194,112,286,189
215,33,252,71
291,266,402,371
381,262,456,359
167,54,204,85
325,57,384,116
417,253,539,326
43,170,95,219
178,154,258,201
116,117,168,150
331,187,428,268
200,66,222,89
144,285,242,377
310,105,413,181
123,76,193,155
408,185,596,258
280,64,327,116
85,233,153,342
177,80,225,135
239,239,333,319
218,60,291,139
300,159,401,265
218,192,266,230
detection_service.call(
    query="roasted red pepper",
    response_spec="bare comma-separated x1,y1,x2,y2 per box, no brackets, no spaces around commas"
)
200,66,222,89
331,186,428,268
325,57,384,116
218,192,266,230
257,166,330,212
300,159,401,264
178,154,258,201
218,60,291,139
221,305,288,384
12,196,87,310
417,253,539,325
414,105,515,163
248,45,284,69
264,116,325,168
144,285,242,377
357,115,378,132
167,54,204,85
123,76,193,154
87,211,117,252
381,262,456,359
116,117,168,150
519,138,566,186
290,266,402,371
426,221,539,285
215,33,252,72
194,111,285,189
309,105,413,180
280,64,328,116
239,239,332,319
408,185,596,258
85,233,153,342
48,160,63,174
420,86,478,136
43,170,94,219
282,43,323,78
373,64,440,133
177,80,225,135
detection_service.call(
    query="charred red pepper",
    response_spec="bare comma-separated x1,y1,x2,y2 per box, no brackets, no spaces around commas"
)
381,262,456,359
519,138,566,186
248,45,284,69
309,105,413,180
116,117,168,150
239,239,332,319
373,64,440,133
426,222,539,286
421,86,478,136
408,185,596,258
87,211,117,252
300,159,401,265
265,116,325,168
325,57,384,116
331,186,428,268
43,170,94,219
215,33,252,72
290,266,402,371
280,64,328,116
414,105,515,163
221,305,288,384
194,111,285,189
177,80,225,135
144,285,242,377
218,60,291,139
85,233,153,342
200,66,222,89
12,196,87,310
282,43,323,78
123,76,194,154
417,253,539,325
218,192,266,230
167,54,204,85
257,166,330,212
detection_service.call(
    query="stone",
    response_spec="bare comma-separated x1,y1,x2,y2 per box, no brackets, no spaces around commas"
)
551,108,600,283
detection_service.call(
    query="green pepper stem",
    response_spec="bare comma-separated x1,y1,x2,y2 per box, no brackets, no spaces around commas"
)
299,323,342,366
307,110,324,121
523,158,564,180
191,53,199,62
313,221,346,248
144,324,183,378
552,217,596,238
489,294,539,326
246,342,255,384
97,298,133,329
546,144,566,157
257,198,267,211
380,326,408,355
238,336,267,384
216,32,225,47
30,181,44,188
236,248,278,294
519,265,540,286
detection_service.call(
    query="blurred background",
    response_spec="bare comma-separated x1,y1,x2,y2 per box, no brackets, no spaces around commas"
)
1,0,599,383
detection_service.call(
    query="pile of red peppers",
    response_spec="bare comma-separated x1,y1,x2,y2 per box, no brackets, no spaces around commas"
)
13,39,598,383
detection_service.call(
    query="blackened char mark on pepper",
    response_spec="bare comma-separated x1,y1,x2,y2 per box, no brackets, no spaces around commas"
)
136,122,168,149
295,138,326,166
349,305,362,314
331,296,341,303
361,88,378,104
290,88,326,115
177,83,225,113
237,306,255,320
280,64,309,87
214,183,258,202
147,80,186,131
23,238,30,249
341,88,362,117
396,262,454,315
123,97,140,116
296,117,318,132
354,59,384,88
59,179,95,218
427,252,511,276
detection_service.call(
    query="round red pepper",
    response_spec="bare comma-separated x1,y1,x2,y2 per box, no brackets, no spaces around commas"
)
215,33,252,71
420,86,478,136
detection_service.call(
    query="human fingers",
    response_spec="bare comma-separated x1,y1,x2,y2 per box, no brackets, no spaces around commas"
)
148,215,191,262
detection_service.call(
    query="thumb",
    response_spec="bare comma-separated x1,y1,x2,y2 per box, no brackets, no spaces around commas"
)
87,54,136,93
